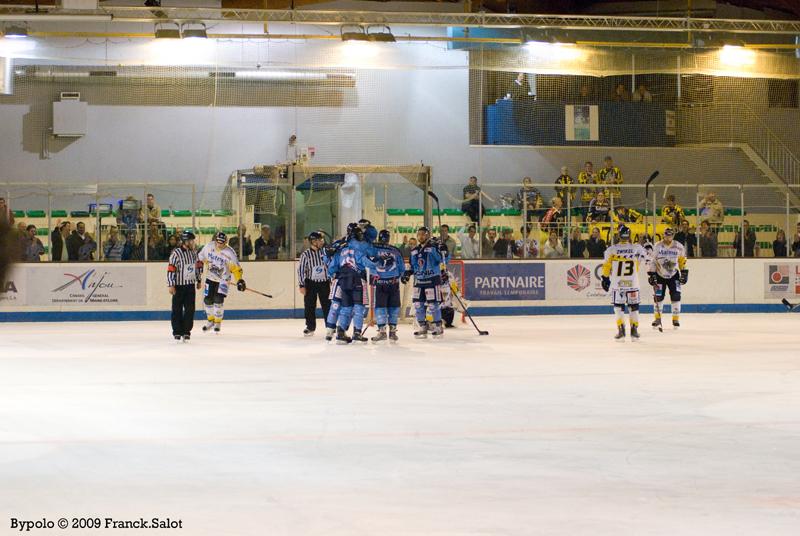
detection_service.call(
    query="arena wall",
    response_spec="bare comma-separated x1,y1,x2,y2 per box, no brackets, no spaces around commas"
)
1,259,796,322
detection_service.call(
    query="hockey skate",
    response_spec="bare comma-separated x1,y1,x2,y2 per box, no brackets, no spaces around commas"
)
614,324,626,341
652,317,663,332
213,322,221,333
371,327,388,343
630,324,640,340
431,322,444,339
174,335,182,342
389,326,399,343
201,320,215,332
335,327,352,344
414,322,429,339
672,318,680,329
325,327,335,342
351,329,368,343
182,334,190,343
303,328,314,337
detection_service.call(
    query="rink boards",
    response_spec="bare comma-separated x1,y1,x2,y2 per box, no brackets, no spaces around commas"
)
0,259,797,321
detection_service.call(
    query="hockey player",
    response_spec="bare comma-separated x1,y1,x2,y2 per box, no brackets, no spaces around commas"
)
370,229,405,343
327,223,376,344
322,235,347,342
402,226,448,339
601,224,650,340
648,227,688,330
198,232,246,333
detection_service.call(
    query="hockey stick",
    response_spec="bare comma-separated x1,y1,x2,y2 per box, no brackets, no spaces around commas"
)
245,287,273,299
448,284,488,336
427,190,443,236
782,298,799,311
361,268,376,336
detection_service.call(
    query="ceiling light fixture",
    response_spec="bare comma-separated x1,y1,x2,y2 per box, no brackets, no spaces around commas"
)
3,24,28,39
154,22,180,39
181,22,207,40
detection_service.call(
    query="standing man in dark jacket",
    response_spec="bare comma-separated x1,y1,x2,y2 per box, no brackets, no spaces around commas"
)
167,230,202,342
586,227,607,258
66,222,89,261
51,221,71,262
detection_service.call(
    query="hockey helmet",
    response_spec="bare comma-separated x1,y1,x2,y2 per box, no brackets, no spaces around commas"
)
214,231,227,244
377,229,391,244
346,222,364,241
617,225,631,240
357,218,371,230
180,230,196,242
308,231,323,242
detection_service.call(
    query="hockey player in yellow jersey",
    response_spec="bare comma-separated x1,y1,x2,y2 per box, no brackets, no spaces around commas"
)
198,231,246,333
601,225,650,340
647,228,688,330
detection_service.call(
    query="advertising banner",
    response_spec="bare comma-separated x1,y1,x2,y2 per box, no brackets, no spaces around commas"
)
764,262,800,298
25,265,147,306
0,266,26,305
464,262,545,301
546,261,655,302
565,105,599,141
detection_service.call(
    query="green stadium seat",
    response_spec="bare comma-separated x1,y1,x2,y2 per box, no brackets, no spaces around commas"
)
161,209,171,217
222,226,237,234
443,208,463,216
26,210,45,218
194,209,213,217
36,228,48,236
70,211,90,218
172,210,192,217
214,210,233,217
405,208,424,216
51,210,67,218
200,227,216,235
387,209,405,216
12,210,25,218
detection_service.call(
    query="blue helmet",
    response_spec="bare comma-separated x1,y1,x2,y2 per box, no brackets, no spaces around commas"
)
618,225,631,240
378,229,391,244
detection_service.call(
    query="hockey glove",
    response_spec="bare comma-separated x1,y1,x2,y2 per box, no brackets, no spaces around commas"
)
647,272,658,286
237,279,247,292
400,270,412,285
601,276,611,292
438,242,449,256
679,269,688,285
441,270,449,284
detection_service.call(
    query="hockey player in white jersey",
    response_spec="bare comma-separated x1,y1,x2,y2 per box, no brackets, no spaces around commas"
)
198,232,246,333
601,225,650,340
647,227,688,330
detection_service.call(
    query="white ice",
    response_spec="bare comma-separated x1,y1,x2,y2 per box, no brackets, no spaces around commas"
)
1,314,799,536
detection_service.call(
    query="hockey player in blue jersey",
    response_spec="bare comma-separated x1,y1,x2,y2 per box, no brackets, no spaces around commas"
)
327,222,378,344
322,235,347,342
402,226,448,339
370,229,406,343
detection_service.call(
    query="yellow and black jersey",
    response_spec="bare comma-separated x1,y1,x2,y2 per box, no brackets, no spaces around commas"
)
612,207,643,223
660,204,685,226
599,166,623,201
555,174,576,202
577,171,598,203
602,242,651,292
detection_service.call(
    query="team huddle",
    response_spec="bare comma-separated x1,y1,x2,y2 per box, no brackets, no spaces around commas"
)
601,224,688,340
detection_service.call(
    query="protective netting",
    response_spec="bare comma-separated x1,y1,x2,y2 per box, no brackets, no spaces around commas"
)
1,32,799,261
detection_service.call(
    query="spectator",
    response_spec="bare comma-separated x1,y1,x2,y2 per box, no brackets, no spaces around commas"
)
576,83,595,103
103,226,126,261
586,227,607,258
515,224,539,259
229,224,254,260
145,193,161,223
0,197,13,226
518,177,543,221
555,166,575,206
541,197,565,234
462,176,494,224
598,156,623,204
505,72,530,100
398,236,417,258
611,83,631,102
165,234,179,258
577,161,598,220
542,230,565,258
437,224,457,258
286,134,299,163
51,221,71,262
569,228,587,258
587,191,611,223
734,220,758,257
457,224,479,259
67,222,90,261
255,224,279,260
792,222,800,257
661,194,685,226
482,228,498,258
77,233,97,261
698,220,718,258
612,205,643,223
493,229,516,259
118,196,142,245
632,83,653,102
19,225,44,262
699,191,725,227
773,229,788,257
674,220,697,257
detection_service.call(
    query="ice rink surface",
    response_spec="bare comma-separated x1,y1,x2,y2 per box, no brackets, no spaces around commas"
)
1,313,799,536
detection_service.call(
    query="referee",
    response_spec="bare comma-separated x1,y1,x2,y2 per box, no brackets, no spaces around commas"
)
298,231,331,337
167,230,202,342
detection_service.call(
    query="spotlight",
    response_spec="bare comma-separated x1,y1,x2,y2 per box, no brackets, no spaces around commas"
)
365,25,396,43
154,22,180,39
3,25,28,39
341,25,369,42
181,23,207,40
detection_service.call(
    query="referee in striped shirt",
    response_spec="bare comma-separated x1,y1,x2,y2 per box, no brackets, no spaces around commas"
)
167,230,202,342
298,231,331,337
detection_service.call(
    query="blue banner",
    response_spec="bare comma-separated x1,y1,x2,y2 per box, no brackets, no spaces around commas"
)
464,263,546,301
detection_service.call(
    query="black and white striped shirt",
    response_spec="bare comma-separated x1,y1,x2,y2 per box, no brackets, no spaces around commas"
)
297,247,328,287
167,246,202,287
